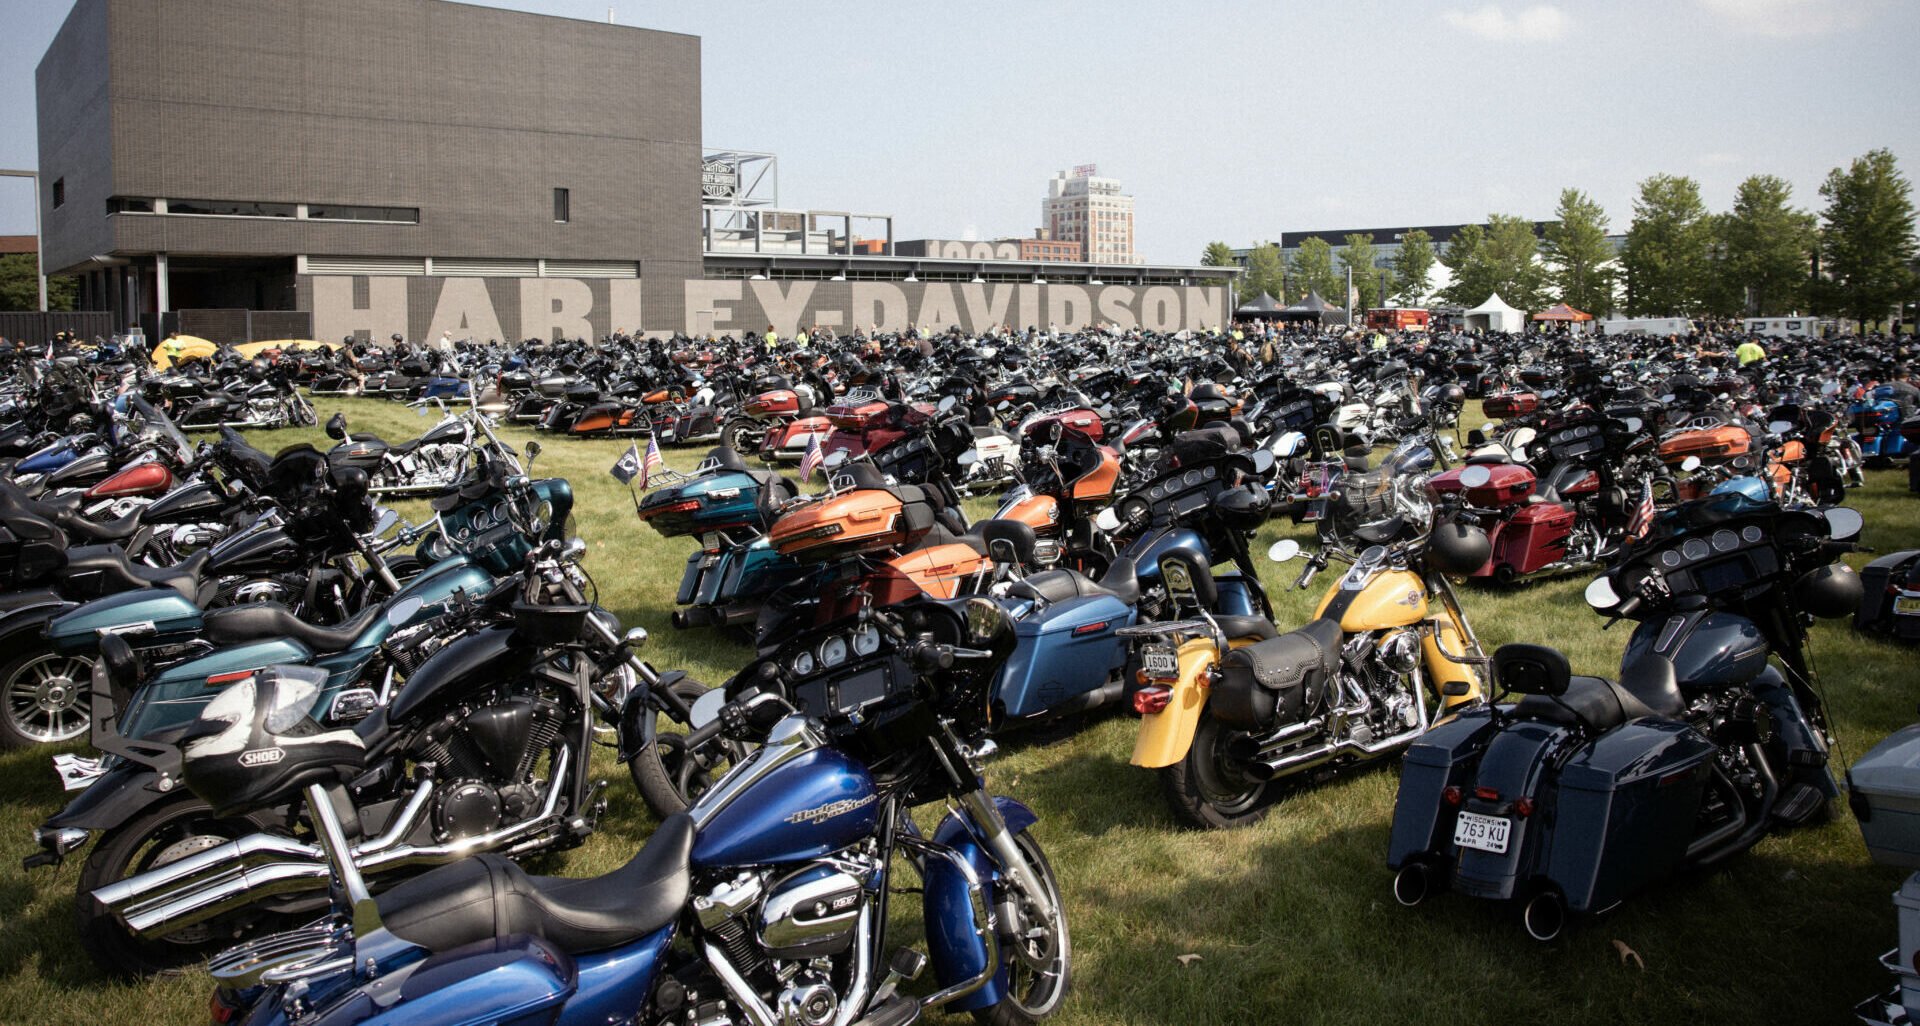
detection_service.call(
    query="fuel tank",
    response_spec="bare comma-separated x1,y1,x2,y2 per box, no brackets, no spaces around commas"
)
691,742,879,868
1314,568,1428,631
142,480,229,525
85,461,174,500
1623,609,1768,688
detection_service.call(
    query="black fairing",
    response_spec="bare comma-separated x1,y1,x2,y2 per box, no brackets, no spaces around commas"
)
143,480,228,524
388,626,530,722
207,522,304,575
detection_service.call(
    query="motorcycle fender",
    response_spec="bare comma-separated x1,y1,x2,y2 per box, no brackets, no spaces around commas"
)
322,934,582,1026
1130,637,1220,768
44,763,168,833
1386,708,1499,871
615,670,690,762
1750,667,1839,799
1422,615,1482,707
1447,719,1570,903
924,796,1039,1014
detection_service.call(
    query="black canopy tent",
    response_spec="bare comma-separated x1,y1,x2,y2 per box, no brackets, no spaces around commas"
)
1234,292,1285,318
1278,290,1348,326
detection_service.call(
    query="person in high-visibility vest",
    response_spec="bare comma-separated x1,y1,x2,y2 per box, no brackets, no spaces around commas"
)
1736,338,1767,366
764,325,778,350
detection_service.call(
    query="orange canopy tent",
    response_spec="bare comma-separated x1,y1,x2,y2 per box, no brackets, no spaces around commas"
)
1532,303,1593,322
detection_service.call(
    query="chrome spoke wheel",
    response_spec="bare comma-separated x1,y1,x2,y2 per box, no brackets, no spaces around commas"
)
4,653,94,744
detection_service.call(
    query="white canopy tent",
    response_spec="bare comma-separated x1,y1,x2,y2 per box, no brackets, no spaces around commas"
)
1463,293,1525,333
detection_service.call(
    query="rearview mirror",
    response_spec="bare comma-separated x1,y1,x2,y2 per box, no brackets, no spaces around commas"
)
1768,419,1793,435
937,395,957,415
1584,576,1621,612
689,688,727,729
1681,455,1702,473
1825,506,1864,541
1268,539,1301,562
1093,507,1121,532
1249,449,1275,475
525,440,542,462
1458,464,1493,489
956,450,978,466
374,509,400,536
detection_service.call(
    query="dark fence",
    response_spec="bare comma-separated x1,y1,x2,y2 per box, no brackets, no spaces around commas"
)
0,310,117,343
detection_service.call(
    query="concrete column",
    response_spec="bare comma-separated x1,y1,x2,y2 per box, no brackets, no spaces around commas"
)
156,252,170,314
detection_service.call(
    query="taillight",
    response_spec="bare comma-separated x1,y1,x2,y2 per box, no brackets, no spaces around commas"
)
1473,786,1500,802
1132,685,1172,715
1441,786,1463,806
209,990,240,1025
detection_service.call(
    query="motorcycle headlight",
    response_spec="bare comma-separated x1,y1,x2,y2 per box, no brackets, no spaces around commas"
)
532,499,555,534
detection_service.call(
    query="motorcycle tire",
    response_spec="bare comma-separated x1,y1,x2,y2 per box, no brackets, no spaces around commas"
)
0,647,94,749
627,677,734,818
972,830,1072,1026
720,418,762,456
1161,706,1275,829
75,794,277,978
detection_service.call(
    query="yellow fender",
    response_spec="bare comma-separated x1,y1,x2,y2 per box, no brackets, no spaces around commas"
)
1130,636,1220,768
1423,614,1483,709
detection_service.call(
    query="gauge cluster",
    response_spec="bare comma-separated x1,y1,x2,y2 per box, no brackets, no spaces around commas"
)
1645,524,1780,597
774,620,906,723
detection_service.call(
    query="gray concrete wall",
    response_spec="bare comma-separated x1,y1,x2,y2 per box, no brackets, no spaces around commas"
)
300,275,1231,340
36,0,117,273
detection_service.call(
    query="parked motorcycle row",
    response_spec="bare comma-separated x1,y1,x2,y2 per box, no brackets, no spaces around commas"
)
3,323,1918,1025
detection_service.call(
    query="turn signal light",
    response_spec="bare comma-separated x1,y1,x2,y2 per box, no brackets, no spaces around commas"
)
1513,797,1535,818
1441,786,1462,807
1132,686,1172,715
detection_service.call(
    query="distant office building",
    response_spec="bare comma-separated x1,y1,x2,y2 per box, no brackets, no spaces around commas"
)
1043,167,1139,265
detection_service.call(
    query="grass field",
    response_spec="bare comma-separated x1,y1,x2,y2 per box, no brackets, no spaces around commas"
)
0,395,1916,1026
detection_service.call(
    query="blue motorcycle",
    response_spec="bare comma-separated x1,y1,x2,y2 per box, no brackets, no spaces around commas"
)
1851,384,1915,466
186,596,1071,1026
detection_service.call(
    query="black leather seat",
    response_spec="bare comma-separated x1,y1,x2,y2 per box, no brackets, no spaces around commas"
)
61,546,210,601
60,508,145,543
1213,614,1280,641
1514,655,1683,730
203,599,382,653
378,814,695,956
1008,557,1140,606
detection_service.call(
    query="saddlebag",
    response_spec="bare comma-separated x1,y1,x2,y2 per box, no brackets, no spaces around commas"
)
1848,724,1920,868
1857,550,1920,641
1541,722,1714,911
1210,619,1340,729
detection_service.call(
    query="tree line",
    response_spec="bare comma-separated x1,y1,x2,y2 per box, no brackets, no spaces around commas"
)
1204,148,1916,326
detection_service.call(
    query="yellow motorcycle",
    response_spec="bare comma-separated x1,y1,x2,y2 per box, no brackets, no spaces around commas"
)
1119,456,1491,828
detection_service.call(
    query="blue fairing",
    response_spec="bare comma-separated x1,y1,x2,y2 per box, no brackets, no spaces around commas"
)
994,593,1134,719
925,796,1039,1013
1123,527,1208,587
1708,475,1771,503
690,745,879,867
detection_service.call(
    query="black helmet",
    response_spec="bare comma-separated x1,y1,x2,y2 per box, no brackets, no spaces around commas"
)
1214,484,1271,532
1427,520,1491,575
180,665,365,819
1793,561,1862,619
390,333,403,342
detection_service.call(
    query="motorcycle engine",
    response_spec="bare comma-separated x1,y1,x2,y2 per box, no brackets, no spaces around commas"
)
690,852,879,1026
418,691,566,842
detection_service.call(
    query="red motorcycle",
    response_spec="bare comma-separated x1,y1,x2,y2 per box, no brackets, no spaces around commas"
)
719,369,833,463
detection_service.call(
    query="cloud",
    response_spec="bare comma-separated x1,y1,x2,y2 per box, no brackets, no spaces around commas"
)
1697,0,1883,37
1441,5,1571,42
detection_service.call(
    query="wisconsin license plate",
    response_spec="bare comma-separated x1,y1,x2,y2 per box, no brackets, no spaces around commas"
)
1895,595,1920,616
1453,811,1511,854
1141,646,1179,680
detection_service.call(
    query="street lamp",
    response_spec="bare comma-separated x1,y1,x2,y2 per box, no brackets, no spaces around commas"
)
0,169,46,312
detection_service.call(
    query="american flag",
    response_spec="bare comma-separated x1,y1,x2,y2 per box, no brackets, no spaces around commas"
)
798,431,823,484
1626,477,1656,542
640,433,665,488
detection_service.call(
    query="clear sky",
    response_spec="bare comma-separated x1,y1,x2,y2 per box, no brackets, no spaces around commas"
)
1,0,1914,264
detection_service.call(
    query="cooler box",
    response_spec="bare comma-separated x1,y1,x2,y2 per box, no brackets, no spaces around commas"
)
1850,724,1920,868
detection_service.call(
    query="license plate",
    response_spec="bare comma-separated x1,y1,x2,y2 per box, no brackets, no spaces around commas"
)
1141,646,1179,680
1896,596,1920,616
1453,811,1511,854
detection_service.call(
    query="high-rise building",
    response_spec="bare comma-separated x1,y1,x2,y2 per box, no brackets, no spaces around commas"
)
1042,167,1139,264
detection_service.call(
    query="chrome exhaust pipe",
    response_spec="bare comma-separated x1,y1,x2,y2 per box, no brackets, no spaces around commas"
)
1247,721,1429,781
107,758,567,938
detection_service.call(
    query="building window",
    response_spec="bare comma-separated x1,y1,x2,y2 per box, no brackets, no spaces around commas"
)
169,198,296,218
51,178,65,209
106,196,154,213
553,187,570,224
308,204,418,223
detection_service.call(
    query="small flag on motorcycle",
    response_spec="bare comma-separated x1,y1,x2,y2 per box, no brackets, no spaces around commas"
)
1627,478,1655,542
641,433,665,487
799,431,823,483
610,443,642,485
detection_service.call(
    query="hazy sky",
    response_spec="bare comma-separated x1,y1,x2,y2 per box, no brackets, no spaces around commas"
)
1,0,1914,264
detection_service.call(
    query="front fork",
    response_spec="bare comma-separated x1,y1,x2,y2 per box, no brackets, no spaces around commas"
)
956,787,1059,927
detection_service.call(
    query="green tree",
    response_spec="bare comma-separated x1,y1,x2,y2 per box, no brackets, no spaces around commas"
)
0,254,76,312
1200,241,1236,267
1816,148,1917,327
1338,233,1392,312
1240,243,1285,304
1621,173,1712,315
1288,236,1341,306
1706,175,1817,317
1438,215,1545,310
1391,229,1435,305
1541,188,1615,316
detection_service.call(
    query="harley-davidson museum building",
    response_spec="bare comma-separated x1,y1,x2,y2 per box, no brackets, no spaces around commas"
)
36,0,1234,343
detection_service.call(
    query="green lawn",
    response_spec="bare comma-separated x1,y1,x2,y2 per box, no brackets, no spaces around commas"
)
0,395,1915,1025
